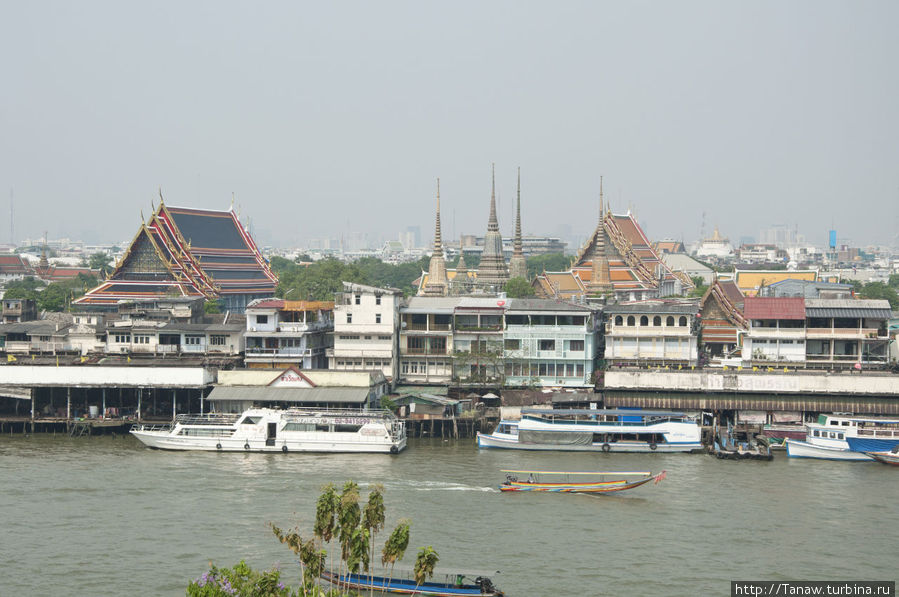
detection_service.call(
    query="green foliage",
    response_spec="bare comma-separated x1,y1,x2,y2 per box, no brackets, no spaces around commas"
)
275,256,430,299
381,518,411,580
204,300,222,314
503,277,535,298
526,252,571,278
88,252,113,276
889,274,899,289
379,396,398,412
413,546,440,587
4,275,99,312
314,483,340,543
688,276,709,298
337,481,362,564
186,560,295,597
857,281,899,309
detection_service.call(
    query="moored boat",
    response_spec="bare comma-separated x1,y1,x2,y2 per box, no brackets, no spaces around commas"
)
785,414,899,461
476,408,702,453
864,446,899,466
130,407,406,453
320,568,503,596
499,469,666,493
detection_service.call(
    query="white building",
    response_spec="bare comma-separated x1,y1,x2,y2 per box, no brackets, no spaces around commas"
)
741,297,807,364
245,299,334,369
603,302,699,366
329,282,402,384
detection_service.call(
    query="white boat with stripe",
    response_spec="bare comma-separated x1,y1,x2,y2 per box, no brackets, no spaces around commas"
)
130,407,406,454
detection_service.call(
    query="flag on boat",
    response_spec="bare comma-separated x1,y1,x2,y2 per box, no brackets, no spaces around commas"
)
654,470,667,484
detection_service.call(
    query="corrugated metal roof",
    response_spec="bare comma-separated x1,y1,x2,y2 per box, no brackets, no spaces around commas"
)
402,297,463,314
605,390,899,415
506,299,593,313
206,386,369,403
804,299,892,319
743,297,806,320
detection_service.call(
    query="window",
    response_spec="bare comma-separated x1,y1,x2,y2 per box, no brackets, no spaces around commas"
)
378,335,391,340
504,339,520,350
375,313,381,324
666,316,675,326
347,313,352,324
210,335,227,346
640,315,649,326
679,316,688,327
614,316,623,326
134,334,151,344
653,316,662,326
355,295,361,305
430,337,446,352
539,339,555,351
184,336,203,345
408,337,425,350
375,295,381,305
256,315,268,324
364,335,372,340
339,335,360,340
569,340,584,351
240,416,261,425
114,334,131,343
627,316,636,326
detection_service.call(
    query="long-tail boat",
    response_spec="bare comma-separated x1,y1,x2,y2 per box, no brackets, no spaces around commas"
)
320,568,503,596
498,469,666,493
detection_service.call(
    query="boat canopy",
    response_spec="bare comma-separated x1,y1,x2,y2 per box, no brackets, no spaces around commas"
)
521,408,689,417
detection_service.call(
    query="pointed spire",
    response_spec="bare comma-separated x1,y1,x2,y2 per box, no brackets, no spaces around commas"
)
590,175,612,296
456,235,468,274
509,167,528,280
488,163,499,232
433,178,443,257
158,187,164,205
421,177,448,296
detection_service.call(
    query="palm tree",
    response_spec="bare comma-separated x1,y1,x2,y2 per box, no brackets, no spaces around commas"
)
337,481,361,583
381,519,410,591
314,483,340,589
362,484,385,596
413,546,439,591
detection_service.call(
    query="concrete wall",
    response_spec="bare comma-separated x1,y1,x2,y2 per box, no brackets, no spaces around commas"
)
0,365,215,387
605,369,899,396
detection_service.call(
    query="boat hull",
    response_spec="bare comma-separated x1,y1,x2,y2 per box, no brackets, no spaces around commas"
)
476,432,700,453
785,439,872,461
320,570,502,596
500,473,662,493
130,430,406,454
846,437,899,453
865,451,899,466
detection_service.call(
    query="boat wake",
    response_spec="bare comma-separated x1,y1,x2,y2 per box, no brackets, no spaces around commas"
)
370,480,495,493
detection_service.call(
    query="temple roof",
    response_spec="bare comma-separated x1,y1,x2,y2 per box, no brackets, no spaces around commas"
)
76,201,276,307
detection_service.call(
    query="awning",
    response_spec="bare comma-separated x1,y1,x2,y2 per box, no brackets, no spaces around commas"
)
605,390,899,415
206,386,369,404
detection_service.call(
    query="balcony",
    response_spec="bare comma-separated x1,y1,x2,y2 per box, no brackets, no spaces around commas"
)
246,347,313,358
606,326,694,338
278,321,331,333
806,328,883,339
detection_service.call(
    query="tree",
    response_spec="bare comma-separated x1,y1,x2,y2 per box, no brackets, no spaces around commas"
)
187,561,293,597
857,281,899,309
688,276,708,298
504,277,535,298
526,252,571,278
413,546,440,589
88,252,114,277
204,300,222,314
888,274,899,289
381,519,411,588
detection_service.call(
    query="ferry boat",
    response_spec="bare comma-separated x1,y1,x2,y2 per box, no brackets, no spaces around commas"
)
476,408,702,453
785,414,899,461
130,407,406,454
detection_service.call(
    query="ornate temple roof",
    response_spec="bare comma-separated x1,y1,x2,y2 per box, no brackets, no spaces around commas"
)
75,201,277,308
533,210,691,300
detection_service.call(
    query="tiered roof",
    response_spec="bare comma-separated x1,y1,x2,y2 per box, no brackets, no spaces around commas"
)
75,202,276,307
534,210,691,300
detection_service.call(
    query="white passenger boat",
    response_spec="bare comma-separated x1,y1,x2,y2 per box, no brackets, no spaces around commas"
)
477,409,703,453
130,408,406,454
785,414,899,461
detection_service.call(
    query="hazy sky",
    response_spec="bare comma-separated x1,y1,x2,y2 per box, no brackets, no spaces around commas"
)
2,1,898,249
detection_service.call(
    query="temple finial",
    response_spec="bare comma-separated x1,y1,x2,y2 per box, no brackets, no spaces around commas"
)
158,187,164,205
488,163,498,231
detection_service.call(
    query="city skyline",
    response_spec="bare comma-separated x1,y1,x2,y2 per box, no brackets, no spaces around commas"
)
3,2,898,249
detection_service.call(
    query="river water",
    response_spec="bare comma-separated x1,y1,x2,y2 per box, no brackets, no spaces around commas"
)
1,434,895,596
